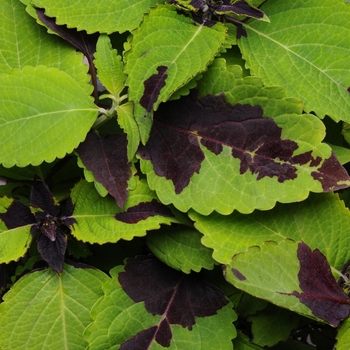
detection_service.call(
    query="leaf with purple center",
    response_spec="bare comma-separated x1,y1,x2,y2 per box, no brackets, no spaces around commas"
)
84,257,237,349
138,87,350,215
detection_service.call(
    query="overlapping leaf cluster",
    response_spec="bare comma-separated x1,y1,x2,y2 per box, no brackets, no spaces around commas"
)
1,0,350,349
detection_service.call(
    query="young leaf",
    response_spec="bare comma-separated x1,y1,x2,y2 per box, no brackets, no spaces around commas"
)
1,0,90,83
31,0,167,34
0,198,34,263
124,4,227,143
0,66,98,167
76,132,132,208
224,240,350,327
116,102,140,162
85,261,237,349
69,179,184,244
0,264,109,349
138,91,350,214
146,226,216,273
238,0,350,122
190,192,350,268
94,34,126,97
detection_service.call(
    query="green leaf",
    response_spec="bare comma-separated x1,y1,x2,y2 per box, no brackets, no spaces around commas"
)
232,333,265,350
238,0,350,122
31,0,167,34
0,197,33,263
0,66,98,167
190,192,350,268
94,34,125,97
85,265,236,349
248,303,300,347
328,144,350,165
70,179,183,244
0,264,109,350
124,4,227,143
336,317,350,350
116,102,140,162
146,226,216,273
2,0,90,84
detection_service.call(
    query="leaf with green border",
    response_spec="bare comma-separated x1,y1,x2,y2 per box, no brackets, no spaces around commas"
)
224,240,350,327
2,0,90,86
190,192,350,269
138,85,350,215
0,197,33,264
94,34,125,97
0,66,98,167
238,0,350,122
85,259,236,349
69,179,185,244
124,4,227,143
31,0,167,34
248,303,300,347
146,226,216,273
0,264,109,349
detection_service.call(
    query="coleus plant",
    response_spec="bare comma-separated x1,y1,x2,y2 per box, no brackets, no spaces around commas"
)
1,0,350,348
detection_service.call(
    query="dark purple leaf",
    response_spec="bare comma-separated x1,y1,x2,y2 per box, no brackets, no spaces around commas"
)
30,180,59,216
217,0,265,19
138,92,327,193
311,152,350,192
0,200,35,229
119,256,228,347
76,132,132,208
37,229,67,274
140,66,168,112
115,199,174,223
289,242,350,327
35,8,99,103
62,197,77,227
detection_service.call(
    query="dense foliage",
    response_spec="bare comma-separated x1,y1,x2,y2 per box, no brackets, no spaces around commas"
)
1,0,350,348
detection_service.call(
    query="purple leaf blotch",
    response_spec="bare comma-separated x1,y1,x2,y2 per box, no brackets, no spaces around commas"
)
290,242,350,327
139,92,339,194
118,255,228,347
77,132,132,208
140,66,168,113
115,199,174,223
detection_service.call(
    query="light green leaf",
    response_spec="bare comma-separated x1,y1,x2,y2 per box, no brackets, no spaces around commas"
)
125,4,227,143
2,0,90,85
0,197,33,263
31,0,167,34
224,240,321,323
85,266,236,349
328,144,350,165
238,0,350,122
0,264,109,350
0,66,98,167
146,226,216,273
116,102,140,162
190,192,350,268
336,317,350,350
70,179,183,244
94,34,125,97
